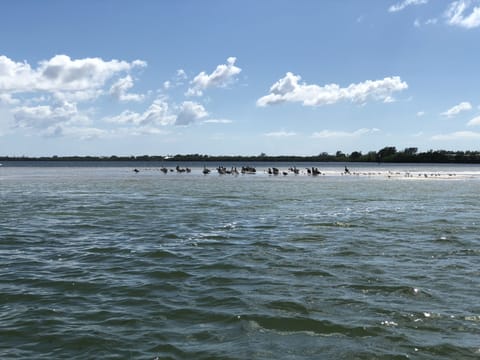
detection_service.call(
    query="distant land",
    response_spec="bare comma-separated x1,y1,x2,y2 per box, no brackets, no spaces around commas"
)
2,147,480,164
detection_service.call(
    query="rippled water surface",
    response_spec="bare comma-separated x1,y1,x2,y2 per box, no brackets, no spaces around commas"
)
1,163,479,359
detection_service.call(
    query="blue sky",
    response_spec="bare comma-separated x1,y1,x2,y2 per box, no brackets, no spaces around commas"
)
1,0,480,156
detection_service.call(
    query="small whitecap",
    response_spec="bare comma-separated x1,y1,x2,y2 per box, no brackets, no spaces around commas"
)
381,320,398,327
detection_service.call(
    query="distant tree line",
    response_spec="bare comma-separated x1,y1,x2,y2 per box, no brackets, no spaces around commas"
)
2,147,480,163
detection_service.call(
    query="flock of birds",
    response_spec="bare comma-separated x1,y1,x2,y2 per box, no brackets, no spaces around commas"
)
132,165,459,179
133,165,329,176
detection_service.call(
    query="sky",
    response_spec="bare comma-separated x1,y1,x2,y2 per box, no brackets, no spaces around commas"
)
1,0,480,156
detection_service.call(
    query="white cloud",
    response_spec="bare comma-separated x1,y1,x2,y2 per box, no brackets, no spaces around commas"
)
0,54,146,98
0,93,19,105
104,98,175,126
186,57,241,96
417,111,426,116
176,69,187,80
44,125,108,139
467,115,480,126
13,101,87,130
432,130,480,140
311,128,380,138
105,99,210,128
116,126,169,136
52,89,104,103
109,75,144,102
175,101,208,125
441,101,472,117
265,131,297,137
203,119,233,124
416,18,438,27
163,69,188,91
389,0,428,13
257,73,408,107
445,0,480,28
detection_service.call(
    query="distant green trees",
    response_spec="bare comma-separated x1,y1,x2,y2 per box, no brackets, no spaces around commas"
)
2,147,480,163
341,147,480,163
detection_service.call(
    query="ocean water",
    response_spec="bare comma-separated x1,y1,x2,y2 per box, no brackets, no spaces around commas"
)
1,163,479,359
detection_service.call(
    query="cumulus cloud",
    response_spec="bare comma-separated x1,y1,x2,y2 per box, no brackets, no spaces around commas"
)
13,101,86,129
389,0,428,13
441,101,472,117
11,100,102,139
2,54,237,139
257,73,408,107
445,0,480,28
105,99,209,128
0,54,150,137
467,115,480,126
104,98,175,126
0,55,145,95
312,128,380,138
109,75,144,102
175,101,208,125
186,57,241,96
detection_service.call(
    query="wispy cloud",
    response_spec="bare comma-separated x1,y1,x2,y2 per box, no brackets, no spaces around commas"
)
432,130,480,140
388,0,428,13
264,131,297,137
257,73,407,107
163,69,188,90
467,115,480,126
311,128,380,138
203,119,233,124
0,93,20,105
186,57,241,97
440,101,472,117
445,0,480,28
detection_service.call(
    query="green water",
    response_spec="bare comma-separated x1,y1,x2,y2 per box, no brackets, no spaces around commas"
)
1,164,479,359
